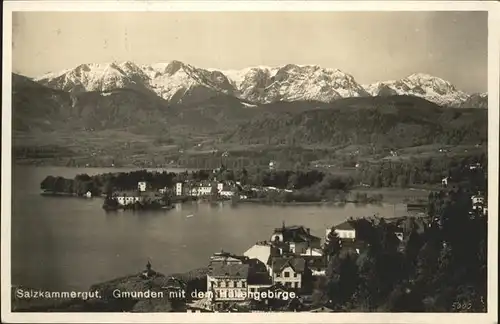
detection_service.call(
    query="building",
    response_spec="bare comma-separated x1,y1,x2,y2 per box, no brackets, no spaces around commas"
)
114,191,142,206
270,224,321,254
206,262,250,302
138,181,148,192
472,194,485,210
84,191,92,198
217,182,236,198
326,221,356,240
197,181,214,196
270,256,307,290
175,182,184,196
442,177,449,187
113,190,162,206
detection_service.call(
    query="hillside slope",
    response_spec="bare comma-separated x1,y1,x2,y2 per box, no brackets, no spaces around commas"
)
224,96,487,148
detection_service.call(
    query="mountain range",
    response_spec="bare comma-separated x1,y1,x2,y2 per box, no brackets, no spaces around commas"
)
12,63,488,165
32,60,487,108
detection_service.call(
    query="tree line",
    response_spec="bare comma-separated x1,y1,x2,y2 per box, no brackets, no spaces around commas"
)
355,153,487,190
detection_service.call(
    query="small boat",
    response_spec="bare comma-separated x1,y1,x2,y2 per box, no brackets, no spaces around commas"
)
186,214,194,218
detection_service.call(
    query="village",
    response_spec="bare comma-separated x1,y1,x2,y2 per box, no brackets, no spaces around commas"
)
107,176,295,210
135,187,487,313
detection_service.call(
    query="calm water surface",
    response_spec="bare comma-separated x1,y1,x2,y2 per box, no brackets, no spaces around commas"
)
11,165,407,291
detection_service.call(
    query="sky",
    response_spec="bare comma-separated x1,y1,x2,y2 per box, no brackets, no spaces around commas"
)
12,11,488,93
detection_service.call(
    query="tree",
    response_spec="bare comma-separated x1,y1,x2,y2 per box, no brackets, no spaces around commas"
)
323,228,341,260
40,176,56,192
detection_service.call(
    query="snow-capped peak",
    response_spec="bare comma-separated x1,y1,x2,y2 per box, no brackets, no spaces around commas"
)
33,60,484,107
364,72,470,107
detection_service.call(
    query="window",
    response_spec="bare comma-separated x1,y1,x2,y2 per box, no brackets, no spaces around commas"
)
285,282,291,288
276,273,281,278
220,281,226,288
284,272,290,278
228,281,233,288
293,273,298,278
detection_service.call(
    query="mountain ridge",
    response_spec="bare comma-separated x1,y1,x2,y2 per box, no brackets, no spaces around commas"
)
31,60,487,108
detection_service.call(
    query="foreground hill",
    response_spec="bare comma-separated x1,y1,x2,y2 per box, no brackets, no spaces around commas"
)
13,73,171,133
224,96,487,148
12,73,260,135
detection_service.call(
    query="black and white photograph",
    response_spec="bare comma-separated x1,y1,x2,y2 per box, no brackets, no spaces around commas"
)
1,1,498,323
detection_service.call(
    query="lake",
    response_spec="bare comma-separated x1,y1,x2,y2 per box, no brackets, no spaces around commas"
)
11,165,407,291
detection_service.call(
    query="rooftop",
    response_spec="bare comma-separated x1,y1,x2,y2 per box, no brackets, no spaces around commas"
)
271,256,306,274
334,221,355,231
209,263,249,279
272,225,321,243
244,244,272,268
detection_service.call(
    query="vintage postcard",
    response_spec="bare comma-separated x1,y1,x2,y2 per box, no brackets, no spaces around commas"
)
1,1,498,323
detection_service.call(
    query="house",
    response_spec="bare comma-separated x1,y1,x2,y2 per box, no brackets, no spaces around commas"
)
198,181,214,196
190,187,199,196
270,224,321,254
442,177,449,187
472,194,485,210
138,181,148,192
175,182,184,196
327,221,356,240
206,262,250,302
84,191,92,198
220,187,235,198
270,256,307,290
217,182,236,198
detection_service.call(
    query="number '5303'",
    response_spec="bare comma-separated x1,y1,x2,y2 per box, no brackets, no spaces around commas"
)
452,302,472,311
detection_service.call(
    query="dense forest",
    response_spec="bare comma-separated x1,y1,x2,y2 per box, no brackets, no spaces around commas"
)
316,183,487,312
356,153,487,190
225,97,487,148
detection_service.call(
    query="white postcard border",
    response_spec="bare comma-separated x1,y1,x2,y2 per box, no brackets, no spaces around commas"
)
2,1,498,323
